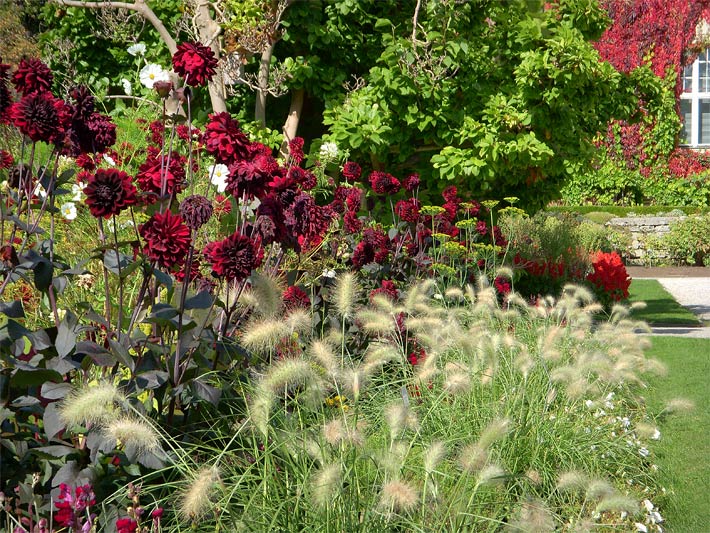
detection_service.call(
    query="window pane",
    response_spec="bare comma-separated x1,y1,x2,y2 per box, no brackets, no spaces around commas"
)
683,64,693,92
700,98,710,144
680,99,692,144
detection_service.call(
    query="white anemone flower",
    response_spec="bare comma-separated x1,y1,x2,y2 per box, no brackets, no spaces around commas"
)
33,183,47,199
139,64,170,89
61,202,77,221
208,164,229,193
127,43,146,56
103,154,116,167
71,182,86,202
121,78,132,95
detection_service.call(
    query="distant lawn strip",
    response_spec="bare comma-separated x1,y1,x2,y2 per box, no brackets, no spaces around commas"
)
628,279,701,326
644,337,710,532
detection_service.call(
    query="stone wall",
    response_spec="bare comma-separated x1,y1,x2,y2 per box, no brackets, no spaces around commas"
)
605,216,685,264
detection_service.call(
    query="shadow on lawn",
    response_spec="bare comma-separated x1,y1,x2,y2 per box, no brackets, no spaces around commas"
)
630,297,702,326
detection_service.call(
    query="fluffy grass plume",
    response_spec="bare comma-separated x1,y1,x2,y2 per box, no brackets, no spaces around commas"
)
379,479,419,513
357,309,396,335
311,463,342,508
104,417,160,453
59,382,125,427
308,339,337,374
284,308,312,335
477,418,512,449
423,440,446,474
385,402,418,440
179,465,221,519
242,272,284,317
333,272,359,319
506,498,555,532
240,319,289,353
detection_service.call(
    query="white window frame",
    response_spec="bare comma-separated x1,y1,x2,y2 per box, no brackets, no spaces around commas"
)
680,48,710,147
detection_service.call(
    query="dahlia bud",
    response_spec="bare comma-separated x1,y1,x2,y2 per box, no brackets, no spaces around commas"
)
153,80,173,99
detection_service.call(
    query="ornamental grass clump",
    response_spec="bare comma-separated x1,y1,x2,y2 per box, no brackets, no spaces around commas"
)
156,278,668,531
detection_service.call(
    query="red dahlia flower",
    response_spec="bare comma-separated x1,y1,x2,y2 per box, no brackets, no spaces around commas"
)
203,231,262,282
172,41,218,86
136,152,186,201
139,211,191,268
283,285,311,310
11,91,70,144
203,112,250,164
288,137,305,165
84,168,138,218
368,171,400,195
370,279,399,302
283,192,335,251
227,154,278,199
342,161,362,183
12,58,53,95
395,198,420,223
402,173,420,192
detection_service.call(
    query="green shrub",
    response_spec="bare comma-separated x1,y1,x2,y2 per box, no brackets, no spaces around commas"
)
662,215,710,266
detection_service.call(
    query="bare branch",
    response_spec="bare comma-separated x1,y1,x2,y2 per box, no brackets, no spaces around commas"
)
52,0,178,54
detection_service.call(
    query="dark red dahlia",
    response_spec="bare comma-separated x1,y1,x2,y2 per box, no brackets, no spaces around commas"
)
0,149,13,169
147,119,165,146
227,154,278,199
395,198,420,223
288,137,305,165
214,194,232,217
12,58,53,95
475,220,488,236
283,285,311,311
139,211,191,269
284,191,335,252
203,231,262,282
370,279,399,302
342,161,362,183
136,152,186,201
11,92,70,144
289,166,316,190
179,194,213,230
84,168,138,218
70,112,117,155
253,192,287,244
345,187,363,211
494,276,511,295
401,173,420,192
69,85,94,119
172,41,218,87
351,227,389,268
442,185,458,203
368,171,400,195
344,210,362,234
203,112,250,165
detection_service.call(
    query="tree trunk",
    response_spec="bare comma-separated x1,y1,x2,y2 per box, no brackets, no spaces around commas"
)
194,0,227,114
280,88,304,157
255,42,275,127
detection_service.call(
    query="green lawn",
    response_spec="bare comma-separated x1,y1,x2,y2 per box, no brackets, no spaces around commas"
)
628,279,702,326
644,337,710,532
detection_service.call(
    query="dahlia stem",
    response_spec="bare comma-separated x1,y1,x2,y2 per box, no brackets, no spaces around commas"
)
97,218,112,326
173,241,195,385
112,214,124,332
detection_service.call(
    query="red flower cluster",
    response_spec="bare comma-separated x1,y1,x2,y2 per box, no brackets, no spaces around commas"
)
172,41,218,87
288,137,305,165
203,112,250,165
284,192,335,251
139,211,192,269
54,483,95,530
116,517,139,533
368,171,400,195
283,285,311,310
203,231,263,282
84,168,138,218
136,150,186,201
586,251,631,303
227,154,278,199
395,198,420,223
369,279,399,302
351,227,389,268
